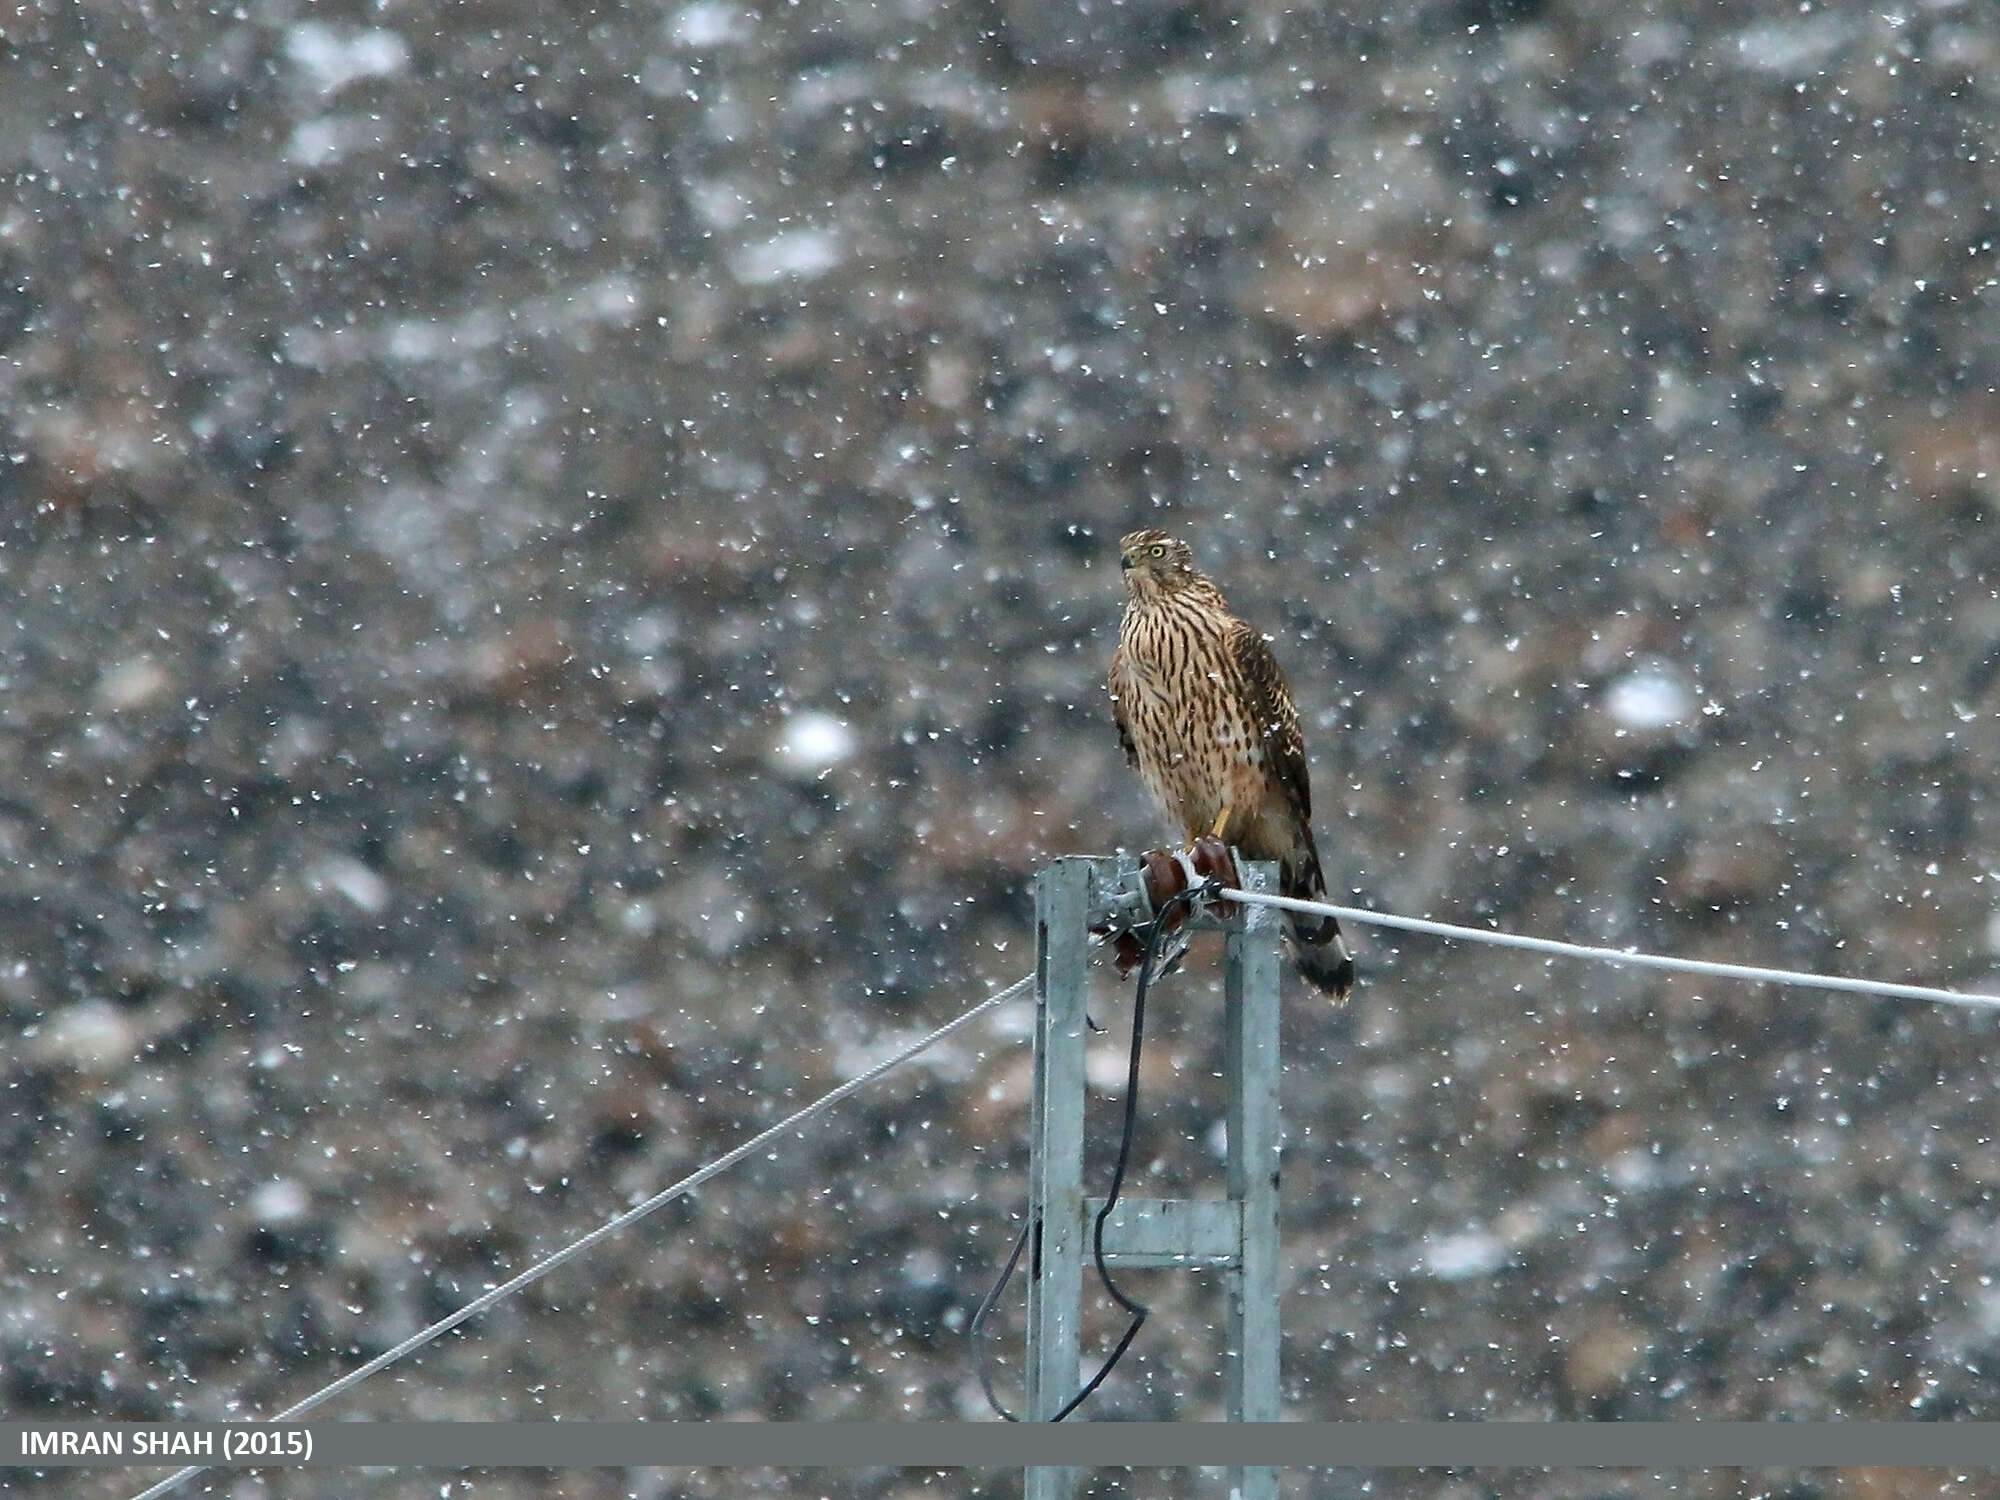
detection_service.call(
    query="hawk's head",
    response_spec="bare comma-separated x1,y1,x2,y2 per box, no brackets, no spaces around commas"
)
1118,528,1199,600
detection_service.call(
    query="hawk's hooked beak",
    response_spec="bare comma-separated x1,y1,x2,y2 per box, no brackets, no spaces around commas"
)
1119,554,1133,571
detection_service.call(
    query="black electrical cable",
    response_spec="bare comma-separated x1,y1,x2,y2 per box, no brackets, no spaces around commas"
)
1040,881,1196,1421
970,879,1216,1421
968,1210,1031,1421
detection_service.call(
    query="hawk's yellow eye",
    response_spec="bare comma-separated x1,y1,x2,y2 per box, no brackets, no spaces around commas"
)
1149,544,1167,559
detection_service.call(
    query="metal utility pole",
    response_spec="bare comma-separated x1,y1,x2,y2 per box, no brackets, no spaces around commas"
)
1025,855,1282,1500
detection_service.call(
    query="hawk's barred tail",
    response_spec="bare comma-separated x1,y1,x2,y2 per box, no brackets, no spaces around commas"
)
1284,848,1355,1001
1289,921,1356,999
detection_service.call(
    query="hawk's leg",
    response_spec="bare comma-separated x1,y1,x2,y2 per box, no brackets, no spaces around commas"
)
1207,806,1235,842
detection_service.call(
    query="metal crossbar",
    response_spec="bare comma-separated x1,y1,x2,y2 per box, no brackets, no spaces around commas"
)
1025,856,1281,1500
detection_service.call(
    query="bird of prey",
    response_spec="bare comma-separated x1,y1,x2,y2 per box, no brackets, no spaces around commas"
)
1108,527,1355,998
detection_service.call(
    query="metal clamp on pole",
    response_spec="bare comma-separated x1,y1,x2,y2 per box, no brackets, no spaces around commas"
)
1025,854,1283,1500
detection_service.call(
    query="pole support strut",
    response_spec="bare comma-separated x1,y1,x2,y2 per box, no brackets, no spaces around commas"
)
1024,855,1283,1500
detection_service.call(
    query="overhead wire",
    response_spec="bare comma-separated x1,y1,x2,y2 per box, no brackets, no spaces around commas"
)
1220,888,2000,1011
126,973,1033,1500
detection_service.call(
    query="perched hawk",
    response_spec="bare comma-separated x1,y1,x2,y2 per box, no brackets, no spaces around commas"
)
1108,528,1355,998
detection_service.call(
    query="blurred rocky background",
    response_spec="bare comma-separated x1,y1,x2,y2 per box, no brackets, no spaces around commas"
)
5,0,2000,1496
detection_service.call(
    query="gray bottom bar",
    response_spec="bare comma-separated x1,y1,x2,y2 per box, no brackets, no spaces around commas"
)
7,1423,2000,1470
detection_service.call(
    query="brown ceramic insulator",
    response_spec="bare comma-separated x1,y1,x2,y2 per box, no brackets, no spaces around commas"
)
1107,929,1147,977
1138,846,1189,911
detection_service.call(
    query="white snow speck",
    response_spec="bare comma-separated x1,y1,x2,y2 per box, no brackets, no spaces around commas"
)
577,273,643,324
1729,16,1850,77
1605,1147,1663,1192
286,116,360,167
285,22,410,95
1086,1049,1130,1091
249,1179,310,1226
1423,1228,1508,1282
306,853,389,913
772,711,855,779
687,179,751,231
33,1001,136,1075
1604,667,1694,732
732,229,843,286
671,2,749,48
95,657,173,712
1204,1117,1229,1161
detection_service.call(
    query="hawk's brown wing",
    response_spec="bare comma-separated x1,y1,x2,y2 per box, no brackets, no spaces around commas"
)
1228,620,1311,823
1108,643,1139,770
